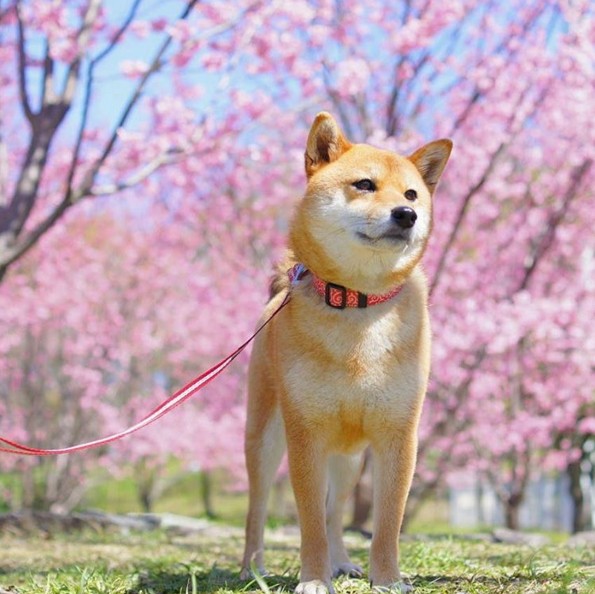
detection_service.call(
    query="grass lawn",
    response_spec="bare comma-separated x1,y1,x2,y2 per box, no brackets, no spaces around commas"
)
1,524,593,594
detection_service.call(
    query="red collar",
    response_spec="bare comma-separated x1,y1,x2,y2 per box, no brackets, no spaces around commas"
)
288,263,402,309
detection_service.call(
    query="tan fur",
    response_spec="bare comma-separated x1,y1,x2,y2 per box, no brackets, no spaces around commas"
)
241,113,452,594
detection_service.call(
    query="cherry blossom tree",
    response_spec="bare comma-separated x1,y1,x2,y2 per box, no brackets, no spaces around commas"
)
0,0,593,527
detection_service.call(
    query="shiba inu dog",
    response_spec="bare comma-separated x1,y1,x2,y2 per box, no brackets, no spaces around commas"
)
240,112,452,593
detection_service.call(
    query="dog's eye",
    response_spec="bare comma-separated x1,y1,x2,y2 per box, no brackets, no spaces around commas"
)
404,189,417,201
353,179,376,192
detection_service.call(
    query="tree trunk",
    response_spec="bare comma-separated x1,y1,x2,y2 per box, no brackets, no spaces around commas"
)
0,121,63,280
134,463,157,513
200,471,215,519
139,482,154,514
504,492,523,530
567,459,586,534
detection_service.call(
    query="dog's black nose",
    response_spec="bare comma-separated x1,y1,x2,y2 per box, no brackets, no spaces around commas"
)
391,206,417,229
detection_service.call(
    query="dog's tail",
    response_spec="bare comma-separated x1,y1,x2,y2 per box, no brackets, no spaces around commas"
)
268,250,297,301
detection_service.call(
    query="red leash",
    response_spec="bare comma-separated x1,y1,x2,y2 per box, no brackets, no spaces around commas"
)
0,294,291,456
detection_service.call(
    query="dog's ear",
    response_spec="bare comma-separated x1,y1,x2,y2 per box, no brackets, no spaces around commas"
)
409,139,453,195
305,112,352,177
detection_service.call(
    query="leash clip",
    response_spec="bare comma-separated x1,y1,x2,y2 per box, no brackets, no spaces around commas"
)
289,263,308,287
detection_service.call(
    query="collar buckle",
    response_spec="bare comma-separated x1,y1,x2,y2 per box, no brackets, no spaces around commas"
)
325,282,347,309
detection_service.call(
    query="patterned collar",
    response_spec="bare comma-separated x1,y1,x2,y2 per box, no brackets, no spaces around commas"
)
288,263,402,309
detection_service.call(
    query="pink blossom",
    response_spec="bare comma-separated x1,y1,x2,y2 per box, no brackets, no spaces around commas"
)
334,58,371,98
120,60,150,78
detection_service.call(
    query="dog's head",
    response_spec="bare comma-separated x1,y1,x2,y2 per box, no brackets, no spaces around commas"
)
289,112,452,294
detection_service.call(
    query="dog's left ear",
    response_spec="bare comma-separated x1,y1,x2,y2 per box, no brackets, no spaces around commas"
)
305,112,352,178
409,139,453,195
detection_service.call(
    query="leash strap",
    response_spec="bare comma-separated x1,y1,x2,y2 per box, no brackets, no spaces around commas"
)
0,293,291,456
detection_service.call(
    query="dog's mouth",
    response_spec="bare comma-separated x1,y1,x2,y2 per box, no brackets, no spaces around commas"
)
356,229,412,244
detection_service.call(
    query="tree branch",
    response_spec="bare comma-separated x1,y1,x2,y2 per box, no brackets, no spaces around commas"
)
15,0,34,124
0,127,8,208
79,0,200,196
40,39,56,108
518,158,592,292
60,0,102,104
64,0,130,197
429,141,507,296
93,0,143,65
0,195,71,273
90,149,183,197
321,62,356,140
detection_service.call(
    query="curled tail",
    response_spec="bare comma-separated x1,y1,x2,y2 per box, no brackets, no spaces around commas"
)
268,250,297,301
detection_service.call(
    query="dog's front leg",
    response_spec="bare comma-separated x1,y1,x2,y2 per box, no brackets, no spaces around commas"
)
286,424,333,594
369,430,417,592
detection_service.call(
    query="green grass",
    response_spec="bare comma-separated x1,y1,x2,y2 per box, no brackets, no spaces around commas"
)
1,526,594,593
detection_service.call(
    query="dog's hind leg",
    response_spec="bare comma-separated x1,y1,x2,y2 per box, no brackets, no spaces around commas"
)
327,453,365,578
241,355,285,579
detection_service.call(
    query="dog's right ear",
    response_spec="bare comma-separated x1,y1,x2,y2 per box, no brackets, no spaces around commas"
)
305,112,352,178
409,139,453,195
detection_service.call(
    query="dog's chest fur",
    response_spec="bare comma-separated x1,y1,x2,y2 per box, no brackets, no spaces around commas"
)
275,272,429,452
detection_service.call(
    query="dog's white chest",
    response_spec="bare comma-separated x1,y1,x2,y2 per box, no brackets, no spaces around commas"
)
282,306,425,433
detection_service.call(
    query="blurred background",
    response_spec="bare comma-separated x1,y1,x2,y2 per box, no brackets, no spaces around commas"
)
0,0,593,536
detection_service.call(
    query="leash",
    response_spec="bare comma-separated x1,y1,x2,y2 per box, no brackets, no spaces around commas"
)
0,262,401,456
0,292,291,456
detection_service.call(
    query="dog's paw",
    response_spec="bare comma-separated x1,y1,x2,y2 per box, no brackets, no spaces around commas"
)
332,561,364,578
295,579,335,594
371,581,412,593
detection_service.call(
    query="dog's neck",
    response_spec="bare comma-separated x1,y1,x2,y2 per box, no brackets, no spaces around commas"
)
288,263,403,309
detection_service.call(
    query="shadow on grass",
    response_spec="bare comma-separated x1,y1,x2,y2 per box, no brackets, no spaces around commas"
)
131,566,299,594
132,571,584,594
